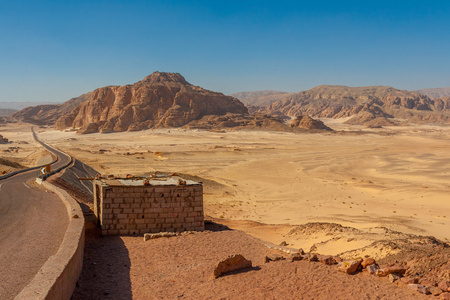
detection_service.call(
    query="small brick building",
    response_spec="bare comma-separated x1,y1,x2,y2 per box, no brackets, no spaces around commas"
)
93,176,204,235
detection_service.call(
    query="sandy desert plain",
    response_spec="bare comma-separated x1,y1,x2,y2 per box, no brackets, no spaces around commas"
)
2,120,450,298
8,119,446,256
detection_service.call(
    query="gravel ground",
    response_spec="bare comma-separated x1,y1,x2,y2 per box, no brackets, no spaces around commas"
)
72,224,428,300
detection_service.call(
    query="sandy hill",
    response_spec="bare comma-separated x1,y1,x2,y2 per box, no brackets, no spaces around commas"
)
230,90,293,107
263,85,450,126
52,72,249,134
12,92,93,125
416,87,450,99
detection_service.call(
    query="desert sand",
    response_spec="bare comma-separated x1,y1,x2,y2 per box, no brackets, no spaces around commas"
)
30,120,450,259
0,123,53,174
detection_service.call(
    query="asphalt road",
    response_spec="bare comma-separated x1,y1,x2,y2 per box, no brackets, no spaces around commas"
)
0,129,72,299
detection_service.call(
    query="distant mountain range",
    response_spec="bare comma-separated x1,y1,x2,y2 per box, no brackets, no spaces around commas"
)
0,101,60,110
415,87,450,99
262,85,450,126
12,92,93,125
229,90,294,107
10,74,450,130
0,109,17,117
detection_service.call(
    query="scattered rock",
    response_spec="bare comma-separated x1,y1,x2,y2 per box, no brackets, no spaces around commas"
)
289,253,302,262
409,284,431,295
418,285,432,295
439,281,450,292
366,264,380,275
420,279,437,287
388,273,401,283
279,241,288,246
308,253,319,262
337,259,362,275
440,292,450,300
376,264,406,277
430,286,443,296
144,232,180,241
320,255,337,265
264,254,285,263
361,257,376,268
213,254,252,279
400,277,418,284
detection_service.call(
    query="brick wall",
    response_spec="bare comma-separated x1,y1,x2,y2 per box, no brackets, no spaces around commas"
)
93,181,204,235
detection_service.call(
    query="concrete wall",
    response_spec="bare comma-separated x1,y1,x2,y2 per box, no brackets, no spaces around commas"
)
94,183,204,235
15,181,85,300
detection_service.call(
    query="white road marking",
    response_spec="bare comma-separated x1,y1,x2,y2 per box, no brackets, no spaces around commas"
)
23,183,30,189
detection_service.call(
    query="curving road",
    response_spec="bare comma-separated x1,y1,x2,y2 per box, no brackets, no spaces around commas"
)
0,128,72,299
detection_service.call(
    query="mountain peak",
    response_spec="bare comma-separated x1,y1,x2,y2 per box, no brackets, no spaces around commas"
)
141,71,190,85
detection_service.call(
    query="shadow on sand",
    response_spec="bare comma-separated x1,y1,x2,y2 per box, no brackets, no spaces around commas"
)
204,219,232,232
71,227,132,299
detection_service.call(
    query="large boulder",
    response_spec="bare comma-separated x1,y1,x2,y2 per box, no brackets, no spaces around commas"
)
213,254,252,279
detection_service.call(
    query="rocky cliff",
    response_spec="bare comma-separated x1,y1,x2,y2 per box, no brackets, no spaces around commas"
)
264,85,450,125
54,72,248,133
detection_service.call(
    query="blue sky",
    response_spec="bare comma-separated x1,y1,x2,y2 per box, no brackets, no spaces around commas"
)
1,0,450,103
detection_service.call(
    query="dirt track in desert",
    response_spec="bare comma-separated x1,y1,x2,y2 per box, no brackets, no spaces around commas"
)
35,121,450,257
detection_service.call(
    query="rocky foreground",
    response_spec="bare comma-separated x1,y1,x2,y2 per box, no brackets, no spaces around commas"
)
72,224,436,300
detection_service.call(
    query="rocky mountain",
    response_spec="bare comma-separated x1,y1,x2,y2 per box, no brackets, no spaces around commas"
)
11,92,93,125
290,115,332,131
415,87,450,99
54,72,248,133
230,90,293,107
264,85,450,126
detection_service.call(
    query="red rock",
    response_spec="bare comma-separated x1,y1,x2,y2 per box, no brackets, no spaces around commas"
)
441,292,450,300
439,281,450,292
388,273,401,283
408,284,431,294
366,264,379,275
320,255,337,265
289,253,302,262
400,277,418,284
430,286,443,296
420,279,437,287
213,254,252,279
361,258,376,268
418,285,432,295
376,264,406,277
337,259,362,275
264,254,285,263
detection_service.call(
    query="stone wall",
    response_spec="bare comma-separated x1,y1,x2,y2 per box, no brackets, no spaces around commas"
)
94,181,204,235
